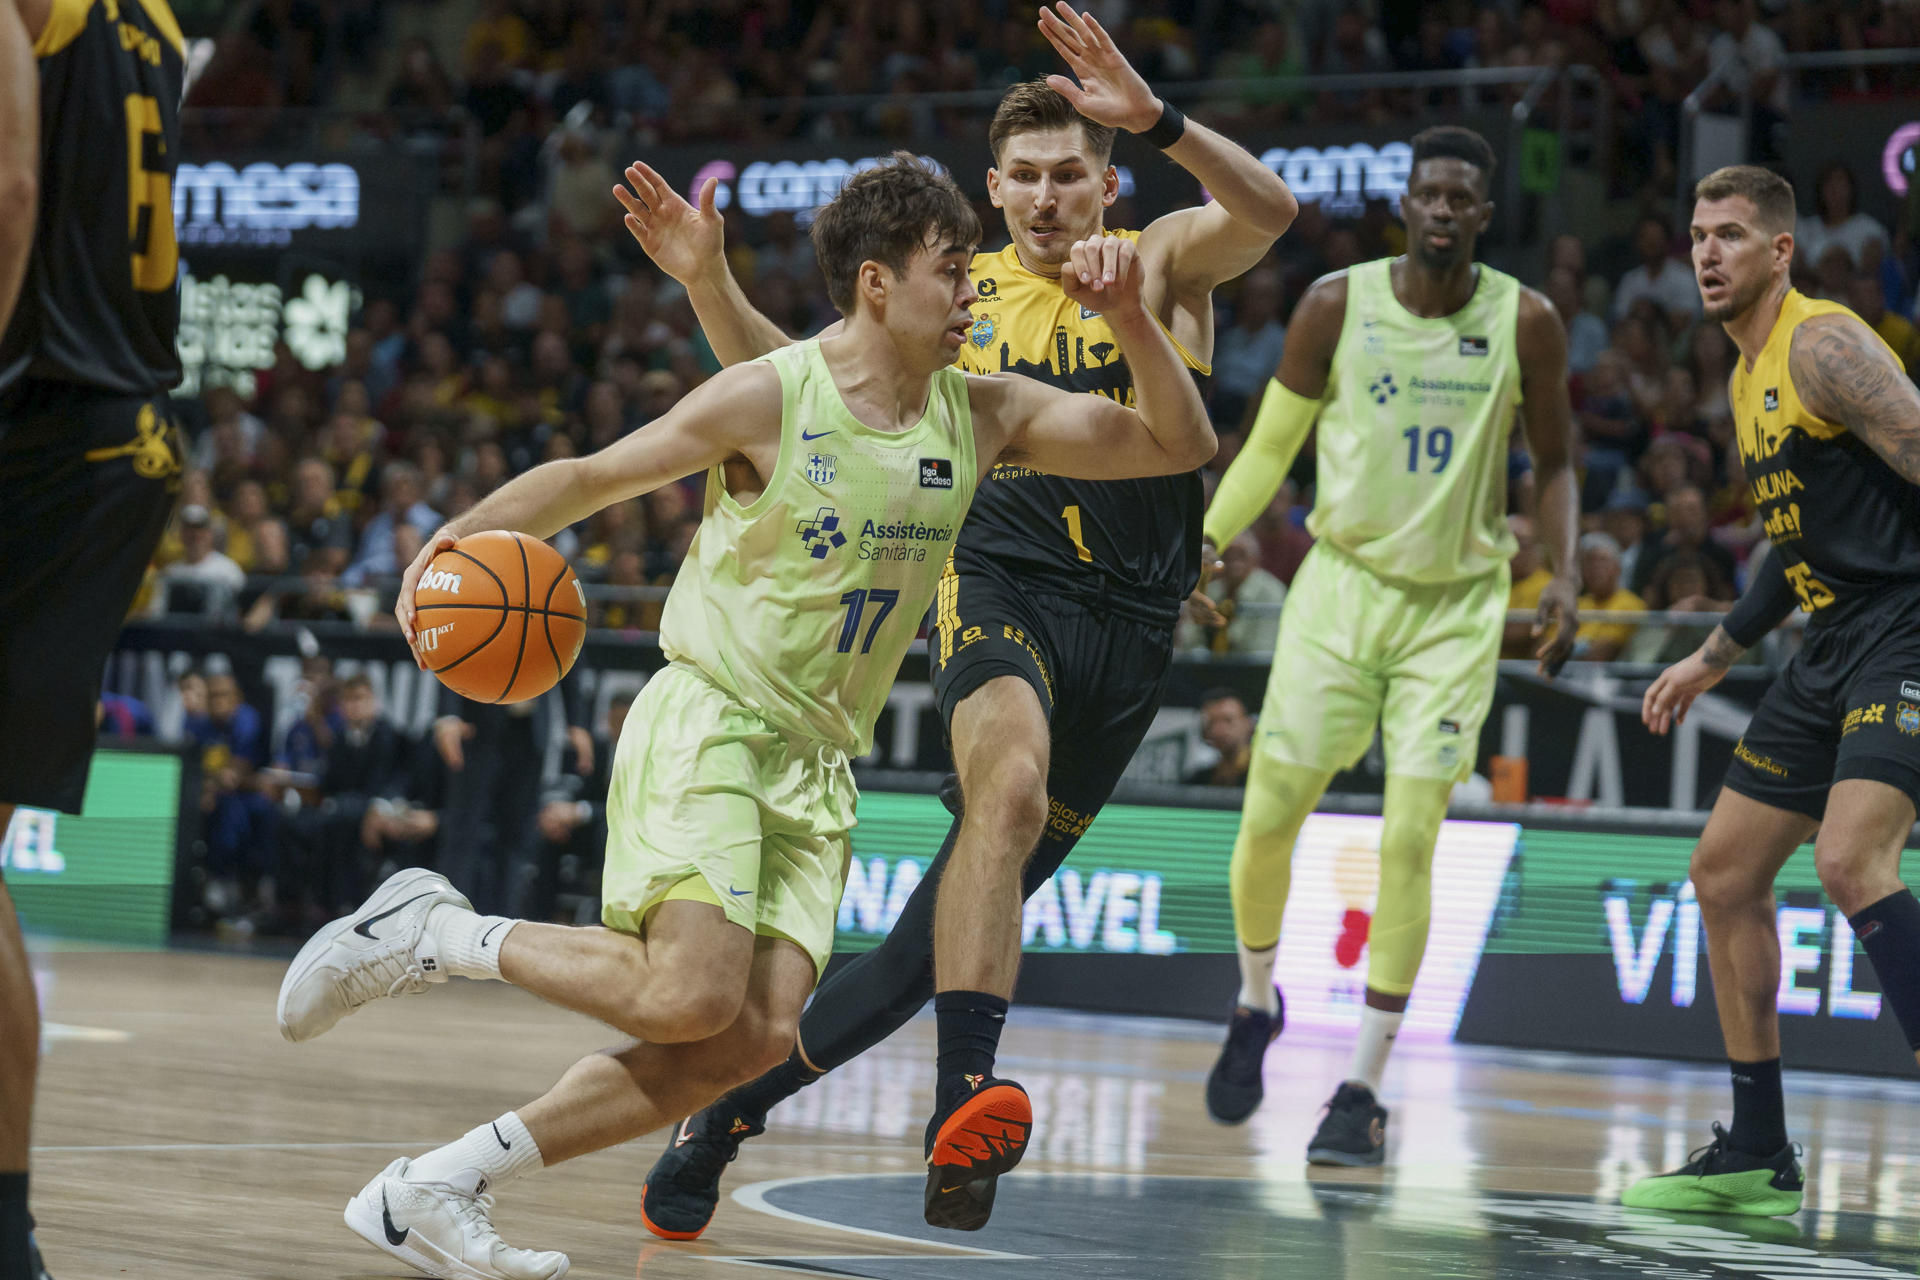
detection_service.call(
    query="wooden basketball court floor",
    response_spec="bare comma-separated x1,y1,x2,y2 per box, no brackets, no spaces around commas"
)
28,945,1920,1279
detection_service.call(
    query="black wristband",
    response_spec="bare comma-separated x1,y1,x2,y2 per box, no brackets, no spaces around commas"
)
1142,99,1186,149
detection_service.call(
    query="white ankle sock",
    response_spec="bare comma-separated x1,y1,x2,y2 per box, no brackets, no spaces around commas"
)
406,1112,544,1192
1235,940,1279,1013
426,904,515,981
1346,1005,1403,1093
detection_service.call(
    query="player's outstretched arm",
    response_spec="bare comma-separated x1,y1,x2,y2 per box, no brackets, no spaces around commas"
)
393,364,779,641
971,234,1214,480
1039,2,1296,298
614,162,808,365
1516,287,1581,676
1790,313,1920,484
0,0,40,332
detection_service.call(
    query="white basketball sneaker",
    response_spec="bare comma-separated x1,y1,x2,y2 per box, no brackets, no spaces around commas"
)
345,1158,569,1280
277,867,472,1042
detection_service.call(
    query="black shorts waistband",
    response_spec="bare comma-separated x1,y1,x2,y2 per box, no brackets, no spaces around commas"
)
952,556,1182,630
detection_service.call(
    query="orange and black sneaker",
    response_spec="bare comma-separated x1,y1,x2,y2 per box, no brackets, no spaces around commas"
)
1306,1081,1388,1167
639,1104,766,1240
922,1076,1031,1231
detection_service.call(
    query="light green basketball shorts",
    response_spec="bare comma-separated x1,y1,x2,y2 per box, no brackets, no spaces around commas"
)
1255,541,1509,782
601,662,856,976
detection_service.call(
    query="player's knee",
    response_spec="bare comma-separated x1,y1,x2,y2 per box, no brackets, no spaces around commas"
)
1689,842,1771,914
1814,844,1884,916
639,977,747,1044
968,755,1048,849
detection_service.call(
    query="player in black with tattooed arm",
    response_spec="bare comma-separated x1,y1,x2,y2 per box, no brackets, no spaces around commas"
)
1627,165,1920,1217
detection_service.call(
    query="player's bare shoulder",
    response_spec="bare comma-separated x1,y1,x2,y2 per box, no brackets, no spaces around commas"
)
1514,285,1569,369
961,369,1041,478
15,0,53,43
1277,270,1352,397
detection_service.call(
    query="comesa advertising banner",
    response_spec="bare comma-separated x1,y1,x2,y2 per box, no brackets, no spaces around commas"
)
2,749,186,946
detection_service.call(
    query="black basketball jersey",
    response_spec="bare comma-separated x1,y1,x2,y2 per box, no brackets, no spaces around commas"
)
956,234,1209,617
1732,291,1920,630
0,0,185,396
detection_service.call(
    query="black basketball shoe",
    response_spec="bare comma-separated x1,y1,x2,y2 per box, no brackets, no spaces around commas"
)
1204,987,1285,1124
640,1102,766,1240
27,1213,50,1280
1306,1082,1388,1166
924,1076,1031,1231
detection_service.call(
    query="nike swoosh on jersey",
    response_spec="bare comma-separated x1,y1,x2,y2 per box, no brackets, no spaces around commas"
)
800,428,836,441
352,892,437,941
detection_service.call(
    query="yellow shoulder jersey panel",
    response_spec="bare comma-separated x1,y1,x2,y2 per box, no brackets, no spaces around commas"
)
958,232,1210,393
33,0,99,56
1730,289,1920,624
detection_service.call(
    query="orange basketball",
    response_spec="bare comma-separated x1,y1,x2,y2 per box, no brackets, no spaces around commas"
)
411,530,587,704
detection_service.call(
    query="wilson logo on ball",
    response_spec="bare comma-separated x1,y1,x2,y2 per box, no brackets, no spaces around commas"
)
420,569,464,594
415,622,456,652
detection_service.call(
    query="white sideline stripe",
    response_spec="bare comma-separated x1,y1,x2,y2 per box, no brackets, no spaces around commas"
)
730,1173,1026,1259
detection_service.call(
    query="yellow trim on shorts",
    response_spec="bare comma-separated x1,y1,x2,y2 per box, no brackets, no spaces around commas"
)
935,550,960,670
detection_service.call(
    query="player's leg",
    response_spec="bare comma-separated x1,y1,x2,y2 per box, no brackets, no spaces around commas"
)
279,667,776,1045
1623,663,1829,1215
353,928,816,1280
0,838,37,1280
0,388,181,1280
1209,545,1374,1124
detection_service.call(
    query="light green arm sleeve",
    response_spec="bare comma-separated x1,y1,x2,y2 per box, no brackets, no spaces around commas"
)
1201,379,1321,549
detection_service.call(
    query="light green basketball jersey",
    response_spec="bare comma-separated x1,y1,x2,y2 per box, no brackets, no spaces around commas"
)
660,339,978,755
1311,257,1523,584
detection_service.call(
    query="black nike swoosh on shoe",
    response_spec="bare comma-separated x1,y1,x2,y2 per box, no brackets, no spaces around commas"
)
382,1191,410,1246
493,1121,511,1150
480,922,506,948
352,891,438,941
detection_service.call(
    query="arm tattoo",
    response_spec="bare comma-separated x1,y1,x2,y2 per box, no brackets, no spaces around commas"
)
1790,316,1920,485
1700,626,1746,672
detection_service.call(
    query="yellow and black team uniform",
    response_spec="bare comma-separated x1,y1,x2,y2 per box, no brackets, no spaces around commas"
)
1720,290,1920,819
772,230,1210,1069
0,0,186,813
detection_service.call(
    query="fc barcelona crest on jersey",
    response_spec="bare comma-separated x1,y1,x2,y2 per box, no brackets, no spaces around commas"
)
806,453,836,486
970,315,995,348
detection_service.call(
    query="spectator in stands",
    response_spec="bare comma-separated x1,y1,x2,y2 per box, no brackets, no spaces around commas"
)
1181,533,1286,655
1633,484,1739,598
1316,6,1392,123
464,0,532,75
1798,165,1893,277
1706,0,1788,154
1547,265,1608,374
275,658,341,781
534,691,631,923
1251,480,1315,586
345,463,442,586
156,505,247,619
223,480,282,573
1504,513,1554,658
1574,532,1647,661
1613,214,1701,331
1574,350,1644,505
387,37,455,114
1216,20,1309,128
97,692,155,742
187,672,277,926
1210,269,1287,431
1185,690,1256,787
1600,489,1655,589
1848,273,1920,376
286,673,410,920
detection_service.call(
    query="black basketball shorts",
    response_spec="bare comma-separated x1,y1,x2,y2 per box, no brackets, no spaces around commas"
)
1723,592,1920,821
0,381,182,813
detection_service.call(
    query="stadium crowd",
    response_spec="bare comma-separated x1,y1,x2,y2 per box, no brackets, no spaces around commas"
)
131,0,1920,933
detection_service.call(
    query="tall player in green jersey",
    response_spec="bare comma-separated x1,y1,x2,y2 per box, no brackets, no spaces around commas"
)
273,158,1211,1280
1196,127,1580,1163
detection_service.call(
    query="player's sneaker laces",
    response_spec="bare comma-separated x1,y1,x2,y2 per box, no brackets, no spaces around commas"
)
639,1103,767,1240
923,1076,1031,1231
277,867,471,1042
345,1158,568,1280
1204,988,1285,1125
1306,1082,1389,1166
1621,1123,1804,1216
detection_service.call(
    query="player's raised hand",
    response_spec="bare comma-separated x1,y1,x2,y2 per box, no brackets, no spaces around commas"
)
1038,3,1162,133
1061,233,1142,317
1642,647,1729,736
615,162,724,286
1533,574,1579,678
396,530,458,661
